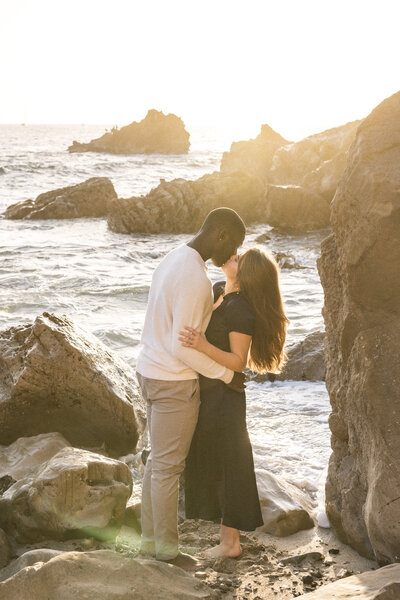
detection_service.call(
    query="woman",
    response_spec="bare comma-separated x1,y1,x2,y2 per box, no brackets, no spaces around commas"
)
179,247,289,558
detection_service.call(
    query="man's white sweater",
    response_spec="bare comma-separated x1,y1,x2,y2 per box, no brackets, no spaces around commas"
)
136,244,233,383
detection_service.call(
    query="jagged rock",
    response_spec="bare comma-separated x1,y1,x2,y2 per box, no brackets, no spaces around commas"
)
256,470,314,536
0,313,145,456
270,120,361,186
3,177,116,220
68,109,190,155
273,251,304,270
220,124,289,181
0,433,70,481
108,171,265,234
256,331,325,382
265,184,330,232
302,151,349,202
0,549,65,583
295,563,400,599
0,529,11,569
0,447,132,543
0,549,216,599
317,91,400,565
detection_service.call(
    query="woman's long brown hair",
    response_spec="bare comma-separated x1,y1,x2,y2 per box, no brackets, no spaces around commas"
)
237,247,289,374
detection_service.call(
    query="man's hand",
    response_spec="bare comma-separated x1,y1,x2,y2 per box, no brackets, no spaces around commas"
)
226,371,246,393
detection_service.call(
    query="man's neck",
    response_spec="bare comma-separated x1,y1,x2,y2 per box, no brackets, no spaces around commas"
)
187,233,211,263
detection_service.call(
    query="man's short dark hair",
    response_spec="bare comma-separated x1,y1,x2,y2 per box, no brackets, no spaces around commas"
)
200,207,245,237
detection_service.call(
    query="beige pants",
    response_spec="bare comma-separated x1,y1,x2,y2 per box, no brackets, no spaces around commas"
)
136,373,200,560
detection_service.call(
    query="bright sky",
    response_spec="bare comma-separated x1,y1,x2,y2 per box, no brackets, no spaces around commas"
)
1,0,399,140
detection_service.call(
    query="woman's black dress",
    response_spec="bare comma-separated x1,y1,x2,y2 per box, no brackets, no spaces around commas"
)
185,282,263,531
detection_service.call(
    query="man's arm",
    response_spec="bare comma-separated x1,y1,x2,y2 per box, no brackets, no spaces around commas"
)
170,276,234,383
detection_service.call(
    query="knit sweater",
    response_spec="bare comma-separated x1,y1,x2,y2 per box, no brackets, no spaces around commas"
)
136,244,233,383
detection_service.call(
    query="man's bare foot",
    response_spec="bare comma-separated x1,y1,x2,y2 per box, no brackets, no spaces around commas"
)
202,543,242,558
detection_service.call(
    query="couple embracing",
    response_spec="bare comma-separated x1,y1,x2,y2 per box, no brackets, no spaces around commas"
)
136,208,288,570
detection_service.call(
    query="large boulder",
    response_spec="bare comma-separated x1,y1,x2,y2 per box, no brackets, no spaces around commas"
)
0,313,145,456
3,177,116,220
220,124,289,181
0,447,132,542
0,549,216,599
108,171,265,234
265,184,330,232
317,91,400,564
295,563,400,599
270,120,361,186
256,470,314,536
68,109,190,154
0,529,11,569
256,331,325,382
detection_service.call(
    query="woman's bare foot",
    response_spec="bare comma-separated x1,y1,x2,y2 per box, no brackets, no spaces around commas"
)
202,542,242,558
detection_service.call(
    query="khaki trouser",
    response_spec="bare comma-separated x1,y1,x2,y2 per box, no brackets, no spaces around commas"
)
136,373,200,560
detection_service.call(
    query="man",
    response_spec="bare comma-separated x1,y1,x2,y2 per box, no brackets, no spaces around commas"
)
136,207,246,570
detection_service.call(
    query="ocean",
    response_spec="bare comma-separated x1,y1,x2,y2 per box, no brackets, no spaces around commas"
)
0,124,331,522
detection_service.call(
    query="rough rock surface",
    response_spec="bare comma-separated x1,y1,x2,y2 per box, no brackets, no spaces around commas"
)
0,549,216,599
0,549,64,583
317,91,400,564
108,171,265,234
270,120,361,187
265,184,330,232
296,563,400,599
3,177,116,220
256,470,314,536
68,109,190,154
0,312,145,456
220,124,289,181
0,529,11,569
256,330,325,382
0,447,132,543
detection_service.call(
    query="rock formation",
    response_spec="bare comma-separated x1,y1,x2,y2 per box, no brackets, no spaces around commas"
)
256,470,314,536
68,109,190,155
295,563,400,599
0,447,132,543
317,91,400,565
3,177,116,220
220,124,289,181
0,313,145,456
265,184,330,232
0,549,215,599
108,171,265,234
256,330,325,382
0,530,11,569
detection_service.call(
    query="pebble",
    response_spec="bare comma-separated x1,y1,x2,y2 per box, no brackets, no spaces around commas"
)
329,548,340,555
194,571,207,579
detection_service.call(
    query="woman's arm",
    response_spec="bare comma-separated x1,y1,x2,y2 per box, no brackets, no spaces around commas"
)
179,326,251,372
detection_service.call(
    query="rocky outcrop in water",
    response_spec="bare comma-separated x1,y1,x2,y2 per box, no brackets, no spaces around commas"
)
220,124,289,181
3,177,116,219
256,330,325,382
0,313,145,456
0,447,132,543
265,184,329,232
68,109,190,155
0,549,215,599
108,171,265,234
317,91,400,565
256,471,314,536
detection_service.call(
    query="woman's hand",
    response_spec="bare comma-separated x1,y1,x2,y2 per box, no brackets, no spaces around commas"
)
178,326,208,352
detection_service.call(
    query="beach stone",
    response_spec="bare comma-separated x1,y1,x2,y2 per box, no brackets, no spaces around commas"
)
108,170,265,234
0,529,11,569
68,109,190,154
270,120,360,187
317,91,400,564
295,563,400,599
255,330,325,382
0,549,65,582
0,447,133,543
3,177,116,220
256,470,314,536
220,124,289,181
265,184,330,232
0,312,145,456
0,433,70,481
0,549,217,599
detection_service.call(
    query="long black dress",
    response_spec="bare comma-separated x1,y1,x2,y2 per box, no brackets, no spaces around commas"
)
185,282,263,531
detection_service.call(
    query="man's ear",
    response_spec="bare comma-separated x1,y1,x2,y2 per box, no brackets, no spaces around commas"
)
217,228,227,242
